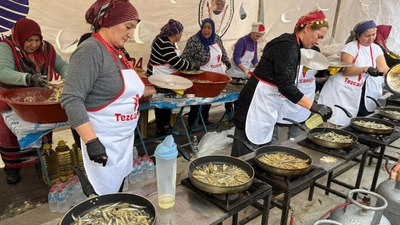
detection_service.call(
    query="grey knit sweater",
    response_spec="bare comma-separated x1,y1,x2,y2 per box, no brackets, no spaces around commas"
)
61,38,124,128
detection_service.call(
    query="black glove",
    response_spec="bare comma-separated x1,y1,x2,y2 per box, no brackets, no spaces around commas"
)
366,67,383,77
225,61,231,70
86,137,108,166
310,103,333,121
26,74,48,87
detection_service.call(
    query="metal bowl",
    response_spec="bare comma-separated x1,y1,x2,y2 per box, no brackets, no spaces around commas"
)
385,64,400,95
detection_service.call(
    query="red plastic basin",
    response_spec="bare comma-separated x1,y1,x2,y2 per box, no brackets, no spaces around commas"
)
175,71,232,97
0,87,68,123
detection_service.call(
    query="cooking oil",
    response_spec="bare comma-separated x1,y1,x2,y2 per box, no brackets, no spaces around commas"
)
158,194,175,209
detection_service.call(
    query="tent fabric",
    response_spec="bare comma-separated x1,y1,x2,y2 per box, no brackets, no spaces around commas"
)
0,0,399,68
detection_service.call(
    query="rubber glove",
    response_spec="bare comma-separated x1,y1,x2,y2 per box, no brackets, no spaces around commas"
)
26,74,48,87
366,67,383,77
86,137,108,166
310,103,333,121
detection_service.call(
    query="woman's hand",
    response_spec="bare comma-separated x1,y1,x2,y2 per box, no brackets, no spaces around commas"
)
26,74,48,87
144,85,156,97
86,137,108,166
390,158,400,181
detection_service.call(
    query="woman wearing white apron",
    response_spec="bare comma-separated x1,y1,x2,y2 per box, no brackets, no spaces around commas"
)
231,10,332,157
318,20,389,126
182,18,231,128
273,65,318,143
61,1,155,195
225,22,265,120
147,19,194,136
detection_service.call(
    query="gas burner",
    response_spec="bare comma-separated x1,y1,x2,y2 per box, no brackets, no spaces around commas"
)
213,193,240,201
371,113,400,126
342,126,400,147
297,138,368,159
181,178,271,211
385,96,400,107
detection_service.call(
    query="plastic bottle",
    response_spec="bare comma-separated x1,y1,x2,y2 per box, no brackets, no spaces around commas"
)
192,136,199,155
48,188,57,212
42,143,55,156
133,146,139,160
136,162,144,182
55,140,70,152
145,158,155,179
154,135,178,209
56,188,68,213
129,166,137,184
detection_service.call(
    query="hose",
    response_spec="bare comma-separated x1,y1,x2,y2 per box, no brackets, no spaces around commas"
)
318,201,352,220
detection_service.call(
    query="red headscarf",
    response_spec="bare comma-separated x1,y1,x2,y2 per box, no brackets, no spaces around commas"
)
85,0,140,30
296,10,327,28
375,25,392,52
1,18,57,80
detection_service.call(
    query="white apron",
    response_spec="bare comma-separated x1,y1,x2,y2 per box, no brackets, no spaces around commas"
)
152,49,181,75
318,42,373,126
246,80,286,144
81,69,144,195
365,76,383,112
226,42,255,78
201,43,225,73
278,66,316,124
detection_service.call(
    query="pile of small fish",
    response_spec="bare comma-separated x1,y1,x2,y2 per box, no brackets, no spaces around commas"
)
313,131,353,143
258,153,309,170
192,162,251,186
46,83,64,102
71,202,153,225
383,110,400,116
353,120,392,130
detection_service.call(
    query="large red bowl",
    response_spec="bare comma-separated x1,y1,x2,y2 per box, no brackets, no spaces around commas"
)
0,87,68,123
175,71,232,97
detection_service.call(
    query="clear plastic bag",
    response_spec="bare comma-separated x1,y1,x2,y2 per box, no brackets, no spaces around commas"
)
196,127,234,157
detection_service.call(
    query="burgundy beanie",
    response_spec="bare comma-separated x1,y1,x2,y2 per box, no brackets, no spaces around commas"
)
12,18,42,47
86,0,140,29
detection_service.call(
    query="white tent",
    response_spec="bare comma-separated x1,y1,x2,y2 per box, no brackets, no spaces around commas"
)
1,0,399,65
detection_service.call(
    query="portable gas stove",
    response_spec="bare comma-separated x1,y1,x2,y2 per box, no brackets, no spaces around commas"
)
342,125,400,191
246,158,325,225
296,136,370,199
181,178,272,225
297,138,367,160
385,95,400,107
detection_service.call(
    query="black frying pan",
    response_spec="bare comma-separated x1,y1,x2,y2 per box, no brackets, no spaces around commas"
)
367,96,400,121
188,155,254,194
60,166,156,225
282,118,358,149
335,104,395,135
227,135,312,177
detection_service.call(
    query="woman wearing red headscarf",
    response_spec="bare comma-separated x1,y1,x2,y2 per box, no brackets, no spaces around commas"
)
374,25,400,68
231,10,332,157
61,0,155,195
0,18,68,184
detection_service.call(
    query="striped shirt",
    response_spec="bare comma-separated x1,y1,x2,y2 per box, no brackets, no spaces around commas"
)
146,35,192,76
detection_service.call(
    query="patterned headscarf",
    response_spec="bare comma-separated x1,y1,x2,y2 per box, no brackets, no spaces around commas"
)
375,25,392,52
296,10,327,28
196,18,216,52
345,20,377,44
85,0,140,30
159,19,184,36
